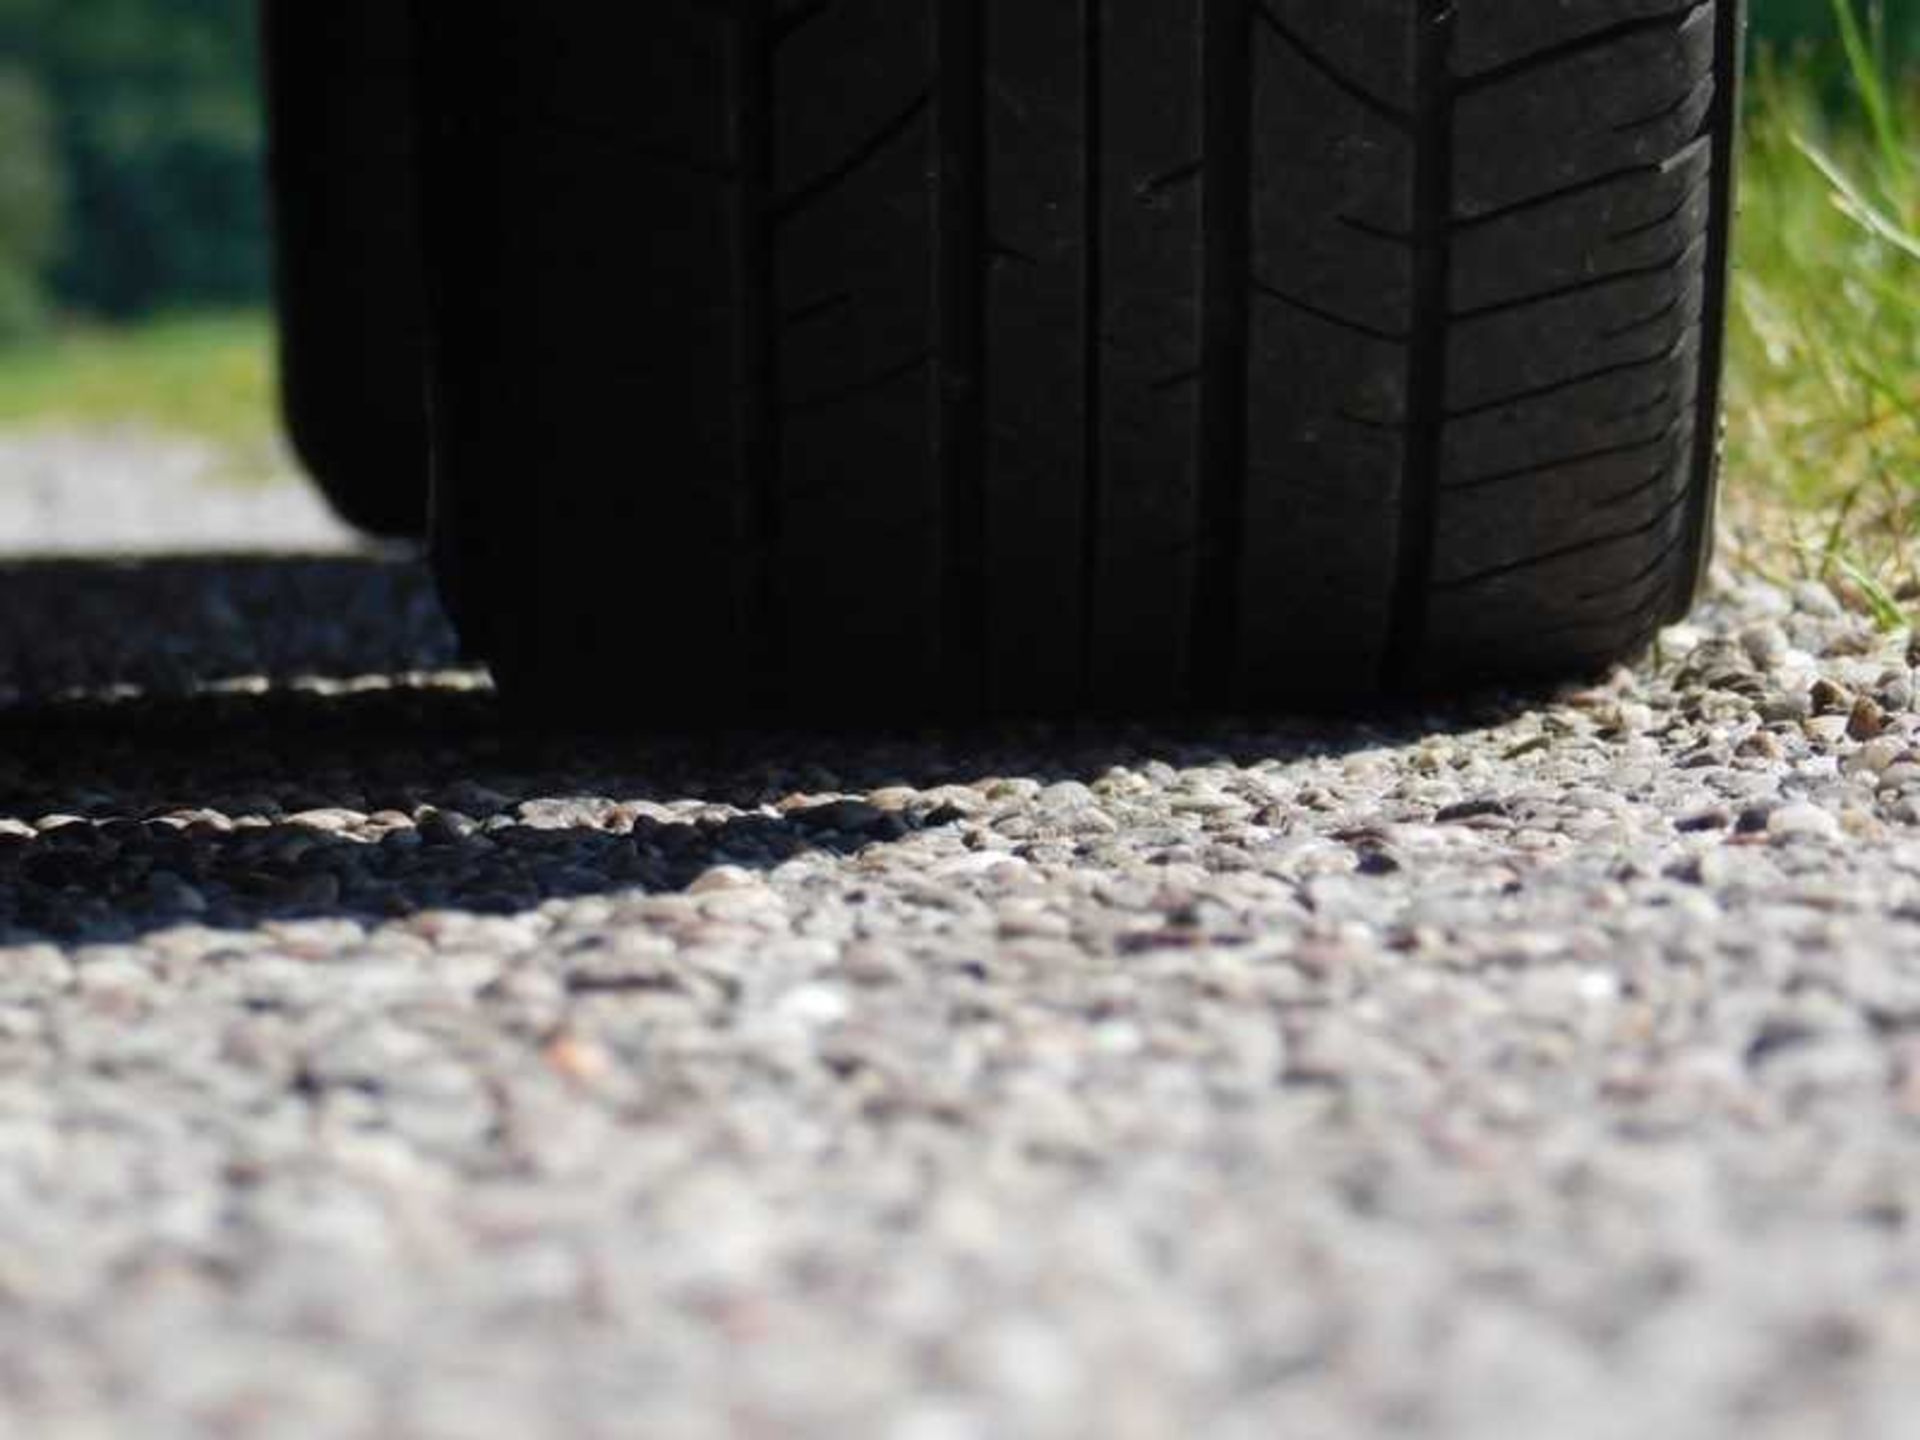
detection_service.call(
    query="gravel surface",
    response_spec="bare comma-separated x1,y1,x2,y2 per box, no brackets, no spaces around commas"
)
0,429,355,557
3,449,1920,1438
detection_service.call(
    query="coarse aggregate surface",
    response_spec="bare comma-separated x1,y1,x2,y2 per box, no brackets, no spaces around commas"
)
2,444,1918,1438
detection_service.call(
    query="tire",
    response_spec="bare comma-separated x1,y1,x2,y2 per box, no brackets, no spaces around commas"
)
264,0,431,540
412,0,1742,719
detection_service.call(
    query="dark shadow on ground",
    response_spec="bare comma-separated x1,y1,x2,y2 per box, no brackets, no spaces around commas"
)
0,554,1542,942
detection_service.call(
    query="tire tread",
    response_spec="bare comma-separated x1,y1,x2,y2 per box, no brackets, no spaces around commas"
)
414,0,1742,715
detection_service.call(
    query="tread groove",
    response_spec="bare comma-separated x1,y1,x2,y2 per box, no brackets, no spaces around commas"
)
772,89,933,223
1446,416,1687,492
1590,458,1686,514
780,351,933,416
1454,5,1712,92
1385,1,1456,688
936,0,988,705
1611,172,1710,241
1453,146,1704,230
1579,523,1691,600
1446,334,1694,421
738,2,782,686
1076,0,1103,705
1450,249,1694,324
1437,484,1691,590
1254,277,1411,343
1192,0,1253,699
1256,5,1413,132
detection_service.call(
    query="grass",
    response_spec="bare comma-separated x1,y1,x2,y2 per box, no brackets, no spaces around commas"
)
0,309,276,447
1726,1,1920,604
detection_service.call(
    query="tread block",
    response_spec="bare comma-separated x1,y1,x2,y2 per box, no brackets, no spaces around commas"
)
1081,1,1208,703
1450,138,1712,313
979,0,1090,713
1452,0,1708,75
1453,6,1717,217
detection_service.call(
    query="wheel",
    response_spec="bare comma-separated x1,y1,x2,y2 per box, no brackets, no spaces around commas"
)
264,0,431,541
411,0,1743,719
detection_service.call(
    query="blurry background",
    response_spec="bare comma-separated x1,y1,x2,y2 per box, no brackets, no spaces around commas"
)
0,0,333,551
0,0,269,441
0,0,1913,568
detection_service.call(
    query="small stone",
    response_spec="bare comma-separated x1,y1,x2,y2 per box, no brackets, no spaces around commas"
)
417,809,479,845
543,1033,613,1085
1760,691,1813,724
688,865,763,896
1733,732,1784,762
1880,762,1920,790
1682,743,1733,769
1795,581,1844,619
793,799,893,837
1604,702,1656,734
1746,1017,1822,1067
1848,697,1888,741
1843,739,1902,778
1037,781,1098,812
288,808,364,833
1354,848,1401,876
145,871,207,914
1804,715,1850,747
1810,678,1853,716
1740,623,1791,669
841,942,908,987
1769,803,1842,843
1667,850,1732,887
777,983,850,1027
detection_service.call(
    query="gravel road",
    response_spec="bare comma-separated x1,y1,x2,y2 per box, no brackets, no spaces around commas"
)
3,439,1920,1438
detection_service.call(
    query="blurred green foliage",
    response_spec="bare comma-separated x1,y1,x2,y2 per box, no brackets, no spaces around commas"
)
1753,0,1920,100
1729,0,1920,590
0,0,263,341
1756,0,1920,52
0,63,62,340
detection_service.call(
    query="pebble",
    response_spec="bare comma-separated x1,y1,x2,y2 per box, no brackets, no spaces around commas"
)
1795,581,1845,618
1810,677,1853,715
794,799,892,836
1769,803,1844,843
688,865,764,896
1804,714,1851,746
1740,623,1791,669
1844,740,1902,778
1849,697,1888,740
289,808,365,834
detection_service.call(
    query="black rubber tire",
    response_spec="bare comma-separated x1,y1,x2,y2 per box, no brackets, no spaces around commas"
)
264,0,431,541
412,0,1742,719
